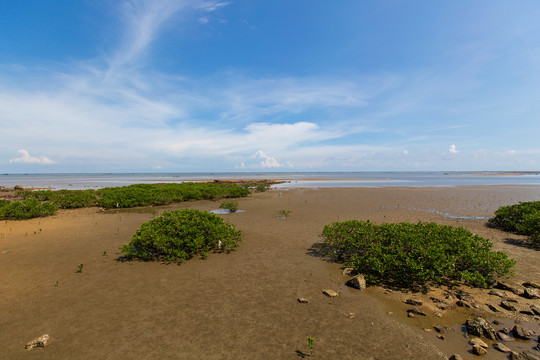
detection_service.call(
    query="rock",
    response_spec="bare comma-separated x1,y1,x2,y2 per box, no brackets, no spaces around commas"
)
457,294,476,302
486,303,500,312
472,344,488,355
345,274,366,290
493,319,502,325
434,325,445,333
457,300,472,308
523,281,540,289
297,297,309,304
387,311,393,315
25,334,49,350
407,312,415,318
496,281,521,295
404,298,423,306
430,296,445,304
342,267,355,276
493,342,512,353
434,312,443,318
512,324,531,340
322,289,339,297
465,317,497,340
437,334,445,340
520,309,536,316
489,289,507,297
437,303,456,310
407,307,426,316
510,351,522,360
521,351,540,360
497,331,514,342
448,355,463,360
14,185,24,190
531,304,540,316
470,338,488,348
523,287,540,299
501,300,518,311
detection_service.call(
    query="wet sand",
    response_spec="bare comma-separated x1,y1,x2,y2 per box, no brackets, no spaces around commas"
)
1,186,539,359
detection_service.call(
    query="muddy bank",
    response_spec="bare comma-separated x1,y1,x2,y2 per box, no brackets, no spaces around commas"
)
1,186,539,359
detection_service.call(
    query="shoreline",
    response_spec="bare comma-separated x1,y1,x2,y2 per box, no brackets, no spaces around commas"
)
1,186,539,359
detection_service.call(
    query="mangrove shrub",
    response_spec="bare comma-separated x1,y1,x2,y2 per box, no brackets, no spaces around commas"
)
489,201,540,245
121,209,242,262
321,220,515,288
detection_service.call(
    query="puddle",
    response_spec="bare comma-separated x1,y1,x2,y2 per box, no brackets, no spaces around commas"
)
210,209,245,214
104,208,159,215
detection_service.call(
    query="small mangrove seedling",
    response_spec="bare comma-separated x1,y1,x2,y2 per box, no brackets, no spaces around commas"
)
276,209,291,218
103,250,107,256
77,263,84,273
307,336,315,355
219,201,239,213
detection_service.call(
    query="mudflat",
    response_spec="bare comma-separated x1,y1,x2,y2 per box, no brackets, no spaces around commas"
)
1,186,539,359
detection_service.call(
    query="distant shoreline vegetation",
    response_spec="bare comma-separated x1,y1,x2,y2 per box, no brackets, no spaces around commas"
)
0,182,271,220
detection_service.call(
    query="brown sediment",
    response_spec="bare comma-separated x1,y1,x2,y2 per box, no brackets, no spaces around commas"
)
1,186,539,359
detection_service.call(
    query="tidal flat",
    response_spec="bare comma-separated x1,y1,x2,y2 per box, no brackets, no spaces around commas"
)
1,186,539,359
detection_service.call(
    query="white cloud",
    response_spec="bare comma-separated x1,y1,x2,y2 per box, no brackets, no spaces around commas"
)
449,144,459,154
254,150,281,168
9,150,55,165
198,17,209,24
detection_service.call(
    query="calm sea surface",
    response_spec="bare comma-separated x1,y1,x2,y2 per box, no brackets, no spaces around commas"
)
1,172,540,190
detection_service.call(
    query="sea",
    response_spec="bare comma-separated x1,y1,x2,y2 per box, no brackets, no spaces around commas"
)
1,171,540,190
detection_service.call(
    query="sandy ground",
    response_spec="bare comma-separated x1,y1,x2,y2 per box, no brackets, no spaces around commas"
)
1,186,539,359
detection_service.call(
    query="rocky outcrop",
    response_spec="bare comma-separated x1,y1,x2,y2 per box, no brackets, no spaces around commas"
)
493,342,512,353
322,289,339,297
512,324,531,340
345,274,366,290
407,307,426,316
496,281,521,295
25,334,49,350
523,287,540,299
501,300,518,311
472,344,488,355
404,298,422,306
465,317,497,340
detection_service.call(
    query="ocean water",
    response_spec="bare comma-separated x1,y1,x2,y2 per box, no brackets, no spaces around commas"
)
1,171,540,190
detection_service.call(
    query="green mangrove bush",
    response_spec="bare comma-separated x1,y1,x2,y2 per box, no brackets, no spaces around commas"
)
321,220,515,288
121,209,242,262
0,199,58,220
489,201,540,245
219,200,239,213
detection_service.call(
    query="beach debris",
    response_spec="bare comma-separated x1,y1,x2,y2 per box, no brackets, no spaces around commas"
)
512,324,531,340
469,338,488,348
342,267,355,276
472,344,488,355
486,303,500,312
523,281,540,289
448,355,463,360
407,307,426,316
497,331,514,342
347,312,355,319
495,281,521,295
465,317,497,340
322,289,338,297
501,300,518,311
345,274,366,290
25,334,49,350
493,342,512,353
297,297,309,304
489,289,506,297
404,298,422,306
523,287,540,299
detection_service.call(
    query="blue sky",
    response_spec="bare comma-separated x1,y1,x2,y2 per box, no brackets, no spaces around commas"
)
1,0,539,172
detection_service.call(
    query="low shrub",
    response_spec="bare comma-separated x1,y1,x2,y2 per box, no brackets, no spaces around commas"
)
255,183,271,192
321,220,515,288
18,189,98,209
219,201,239,213
121,209,242,262
0,199,9,208
489,201,540,246
0,199,58,220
